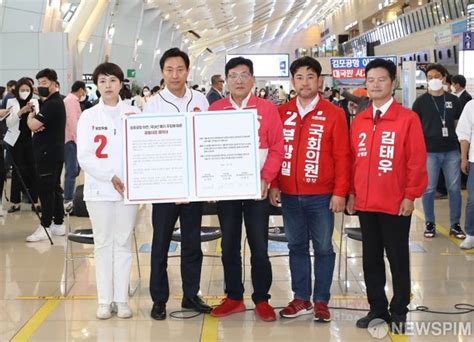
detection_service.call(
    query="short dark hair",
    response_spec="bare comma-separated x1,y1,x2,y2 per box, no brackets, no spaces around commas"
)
425,63,448,77
290,57,322,77
225,57,254,77
13,77,33,100
92,62,124,85
452,74,467,88
71,80,86,92
36,68,58,82
151,85,160,94
211,74,223,85
26,77,34,86
365,58,397,81
6,80,17,88
159,48,190,70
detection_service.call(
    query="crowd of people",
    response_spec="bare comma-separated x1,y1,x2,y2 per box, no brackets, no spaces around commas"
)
1,49,473,334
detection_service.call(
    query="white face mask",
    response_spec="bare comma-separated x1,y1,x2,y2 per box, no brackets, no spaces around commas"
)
143,90,150,97
19,91,30,100
428,79,443,91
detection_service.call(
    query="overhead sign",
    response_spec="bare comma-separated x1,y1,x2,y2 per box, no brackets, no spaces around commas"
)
463,32,474,51
330,56,397,85
127,69,136,78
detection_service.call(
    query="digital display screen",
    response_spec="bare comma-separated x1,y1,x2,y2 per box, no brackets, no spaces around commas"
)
225,54,289,78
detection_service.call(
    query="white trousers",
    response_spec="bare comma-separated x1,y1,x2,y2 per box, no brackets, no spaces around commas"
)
86,201,138,304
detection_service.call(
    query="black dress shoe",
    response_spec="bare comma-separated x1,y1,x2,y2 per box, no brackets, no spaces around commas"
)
8,205,21,213
181,295,212,313
356,311,391,328
151,302,166,320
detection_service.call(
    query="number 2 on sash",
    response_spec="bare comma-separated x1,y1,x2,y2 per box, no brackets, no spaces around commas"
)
94,135,108,158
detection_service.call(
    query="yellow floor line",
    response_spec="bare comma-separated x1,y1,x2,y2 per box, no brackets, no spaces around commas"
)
413,209,474,254
200,299,220,342
389,332,409,342
215,237,222,254
16,295,96,300
11,299,60,341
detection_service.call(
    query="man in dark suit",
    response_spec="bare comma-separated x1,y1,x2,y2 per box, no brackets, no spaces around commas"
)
206,74,225,105
452,74,472,110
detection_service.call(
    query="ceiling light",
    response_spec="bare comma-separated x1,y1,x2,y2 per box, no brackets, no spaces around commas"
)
137,38,143,46
164,13,170,20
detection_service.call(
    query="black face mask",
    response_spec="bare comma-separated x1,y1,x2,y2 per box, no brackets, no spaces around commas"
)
38,86,50,98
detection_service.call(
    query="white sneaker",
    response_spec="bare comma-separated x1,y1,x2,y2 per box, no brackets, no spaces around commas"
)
26,225,51,242
96,304,112,319
114,302,132,318
51,224,65,236
460,235,474,250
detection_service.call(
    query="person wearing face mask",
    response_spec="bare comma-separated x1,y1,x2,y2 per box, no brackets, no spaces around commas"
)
25,68,66,242
141,86,151,104
4,77,41,214
63,81,87,210
412,64,465,240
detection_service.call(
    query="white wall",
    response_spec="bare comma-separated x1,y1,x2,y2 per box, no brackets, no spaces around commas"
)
0,0,69,88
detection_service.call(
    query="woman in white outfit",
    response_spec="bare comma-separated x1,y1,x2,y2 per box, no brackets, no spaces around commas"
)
77,63,140,319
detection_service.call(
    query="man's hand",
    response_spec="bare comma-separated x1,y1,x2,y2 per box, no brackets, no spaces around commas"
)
269,188,281,206
330,195,346,213
461,158,469,175
112,175,125,196
346,194,356,214
260,179,269,200
398,198,414,216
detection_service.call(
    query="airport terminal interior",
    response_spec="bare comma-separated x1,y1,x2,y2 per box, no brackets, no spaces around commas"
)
1,0,474,341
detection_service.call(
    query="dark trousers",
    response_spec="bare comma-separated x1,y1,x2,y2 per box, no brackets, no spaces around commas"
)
9,142,38,204
358,211,411,316
150,202,203,303
217,199,272,304
37,161,64,228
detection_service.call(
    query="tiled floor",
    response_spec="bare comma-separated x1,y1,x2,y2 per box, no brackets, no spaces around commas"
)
1,189,473,341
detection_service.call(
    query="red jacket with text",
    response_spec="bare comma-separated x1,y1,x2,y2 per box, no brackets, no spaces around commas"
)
209,95,284,183
272,97,351,197
350,100,428,215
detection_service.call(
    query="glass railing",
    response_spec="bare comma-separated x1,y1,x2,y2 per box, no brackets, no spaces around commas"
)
340,0,469,56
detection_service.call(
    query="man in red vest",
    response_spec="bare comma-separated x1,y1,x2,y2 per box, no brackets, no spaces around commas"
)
347,59,427,333
269,56,351,323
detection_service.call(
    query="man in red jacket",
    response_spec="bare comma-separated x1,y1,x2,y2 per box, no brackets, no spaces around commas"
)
269,56,351,322
209,57,284,322
347,59,427,333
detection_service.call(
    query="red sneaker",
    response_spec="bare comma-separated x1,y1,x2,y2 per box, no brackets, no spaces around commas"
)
314,301,331,322
210,298,246,317
279,299,313,318
254,301,276,322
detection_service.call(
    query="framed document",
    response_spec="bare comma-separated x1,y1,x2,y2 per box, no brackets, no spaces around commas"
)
123,110,261,204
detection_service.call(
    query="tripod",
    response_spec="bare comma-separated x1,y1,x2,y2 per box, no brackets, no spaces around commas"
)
5,142,53,245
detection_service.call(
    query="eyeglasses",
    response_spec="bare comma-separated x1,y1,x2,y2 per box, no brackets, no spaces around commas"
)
227,72,251,82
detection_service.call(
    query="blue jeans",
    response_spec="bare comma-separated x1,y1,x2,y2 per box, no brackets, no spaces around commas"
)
281,193,335,303
465,162,474,236
422,150,461,226
64,141,80,201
